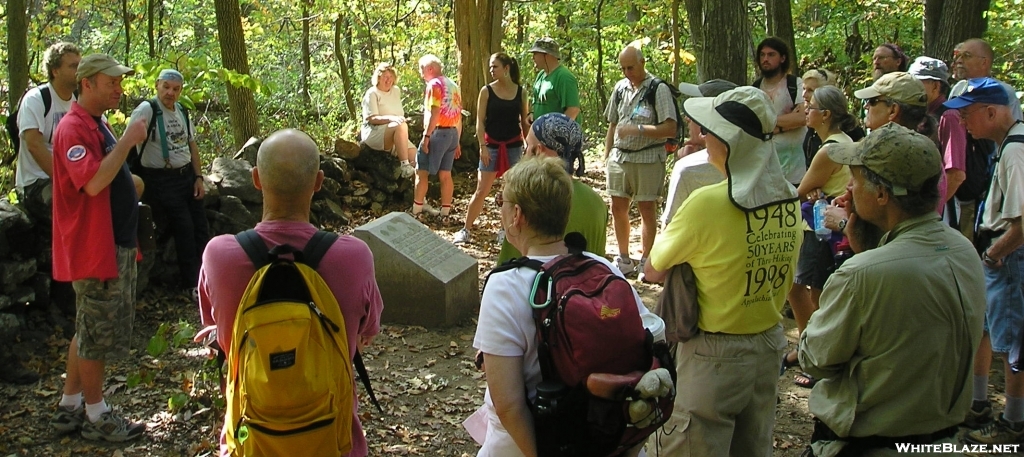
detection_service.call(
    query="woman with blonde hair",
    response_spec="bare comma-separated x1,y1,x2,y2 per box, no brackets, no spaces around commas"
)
361,63,416,178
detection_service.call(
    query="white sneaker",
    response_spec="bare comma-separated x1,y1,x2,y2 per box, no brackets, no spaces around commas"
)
400,162,416,178
613,256,636,276
453,228,471,245
412,203,440,216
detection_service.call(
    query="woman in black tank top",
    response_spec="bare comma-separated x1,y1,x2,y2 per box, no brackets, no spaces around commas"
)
455,53,530,245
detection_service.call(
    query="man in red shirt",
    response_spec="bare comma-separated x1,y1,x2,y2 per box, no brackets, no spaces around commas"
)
49,54,148,442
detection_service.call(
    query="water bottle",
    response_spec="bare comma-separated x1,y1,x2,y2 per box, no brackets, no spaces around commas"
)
813,197,830,241
533,380,569,417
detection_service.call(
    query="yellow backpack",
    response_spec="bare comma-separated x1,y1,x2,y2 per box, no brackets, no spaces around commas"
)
225,230,353,456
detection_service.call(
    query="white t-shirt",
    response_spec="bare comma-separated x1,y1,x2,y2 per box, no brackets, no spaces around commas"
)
472,252,663,456
15,83,75,188
981,123,1024,231
662,149,723,227
760,77,808,184
129,100,196,169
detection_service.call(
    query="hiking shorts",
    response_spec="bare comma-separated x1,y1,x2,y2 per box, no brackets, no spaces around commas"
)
73,246,138,361
794,231,835,289
479,144,523,172
606,160,664,201
984,246,1024,354
417,127,458,175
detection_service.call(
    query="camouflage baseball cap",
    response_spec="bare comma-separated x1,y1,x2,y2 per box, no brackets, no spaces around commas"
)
853,72,928,106
528,37,561,59
826,122,942,196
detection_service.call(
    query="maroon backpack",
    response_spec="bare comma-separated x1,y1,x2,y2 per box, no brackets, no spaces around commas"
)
487,249,675,457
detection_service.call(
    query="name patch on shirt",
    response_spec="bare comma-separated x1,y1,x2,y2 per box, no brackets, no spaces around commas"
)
66,145,87,162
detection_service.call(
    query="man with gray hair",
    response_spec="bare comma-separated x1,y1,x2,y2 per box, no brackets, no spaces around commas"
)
604,44,677,279
129,69,208,300
799,122,984,455
413,54,462,218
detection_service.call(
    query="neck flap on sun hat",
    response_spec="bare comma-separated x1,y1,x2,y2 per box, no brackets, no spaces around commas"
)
682,86,797,211
532,113,584,176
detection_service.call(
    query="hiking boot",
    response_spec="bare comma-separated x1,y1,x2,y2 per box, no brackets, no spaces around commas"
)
637,257,651,283
80,409,146,442
51,405,86,433
963,401,994,429
453,228,471,245
613,256,636,276
965,415,1024,444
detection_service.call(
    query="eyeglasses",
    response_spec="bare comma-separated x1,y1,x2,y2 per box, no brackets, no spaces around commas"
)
495,192,513,207
959,104,989,121
953,50,982,61
806,105,822,111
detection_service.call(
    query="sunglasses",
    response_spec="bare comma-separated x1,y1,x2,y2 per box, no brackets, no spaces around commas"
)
865,97,890,107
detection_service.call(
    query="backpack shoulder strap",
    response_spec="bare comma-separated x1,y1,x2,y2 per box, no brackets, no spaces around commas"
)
178,102,193,139
301,230,339,269
235,229,270,269
1003,134,1024,147
751,76,764,89
40,86,52,116
136,99,163,158
786,74,799,104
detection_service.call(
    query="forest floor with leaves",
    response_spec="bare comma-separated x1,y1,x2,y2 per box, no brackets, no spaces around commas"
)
0,156,1015,456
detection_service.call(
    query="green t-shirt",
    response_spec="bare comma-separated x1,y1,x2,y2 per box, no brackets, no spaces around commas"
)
532,65,580,118
651,181,802,334
496,180,607,264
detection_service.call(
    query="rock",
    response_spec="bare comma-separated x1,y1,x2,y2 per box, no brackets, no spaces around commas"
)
352,212,479,327
335,139,361,160
0,259,37,290
0,313,21,341
231,137,261,166
0,295,11,312
321,157,351,184
219,195,259,228
211,157,262,205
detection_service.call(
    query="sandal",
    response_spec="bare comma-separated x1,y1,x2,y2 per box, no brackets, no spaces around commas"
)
780,350,800,376
794,372,818,389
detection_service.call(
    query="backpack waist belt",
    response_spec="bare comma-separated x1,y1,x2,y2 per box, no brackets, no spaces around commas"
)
141,163,194,175
810,418,957,452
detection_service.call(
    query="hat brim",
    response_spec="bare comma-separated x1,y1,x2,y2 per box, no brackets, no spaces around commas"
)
101,64,136,77
528,47,559,59
853,86,882,100
942,96,976,110
825,141,866,167
679,82,702,98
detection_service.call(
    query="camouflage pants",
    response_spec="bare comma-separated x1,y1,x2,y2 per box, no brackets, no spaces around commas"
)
16,179,53,229
73,246,138,361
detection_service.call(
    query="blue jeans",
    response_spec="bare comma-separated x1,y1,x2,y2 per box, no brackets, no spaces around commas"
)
984,247,1024,354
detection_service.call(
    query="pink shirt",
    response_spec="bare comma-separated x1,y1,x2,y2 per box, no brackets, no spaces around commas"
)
198,220,383,457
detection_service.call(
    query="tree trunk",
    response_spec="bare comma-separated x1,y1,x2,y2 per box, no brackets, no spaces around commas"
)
453,0,504,120
7,0,29,111
924,0,990,60
671,0,681,84
765,0,796,72
121,0,131,64
684,0,749,85
213,0,260,148
334,17,358,121
147,0,155,58
301,2,312,110
595,0,608,110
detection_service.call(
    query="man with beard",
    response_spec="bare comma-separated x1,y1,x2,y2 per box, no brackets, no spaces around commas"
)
870,43,909,81
799,122,985,456
753,37,807,185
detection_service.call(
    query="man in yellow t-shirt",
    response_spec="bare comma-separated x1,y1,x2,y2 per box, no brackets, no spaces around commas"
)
643,87,801,456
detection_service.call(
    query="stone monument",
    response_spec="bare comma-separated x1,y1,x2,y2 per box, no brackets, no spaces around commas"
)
353,212,479,327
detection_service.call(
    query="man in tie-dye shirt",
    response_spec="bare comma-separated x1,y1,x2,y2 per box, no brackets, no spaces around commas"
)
414,54,463,217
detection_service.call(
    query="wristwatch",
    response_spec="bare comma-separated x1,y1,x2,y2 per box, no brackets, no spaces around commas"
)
983,250,998,266
837,218,848,232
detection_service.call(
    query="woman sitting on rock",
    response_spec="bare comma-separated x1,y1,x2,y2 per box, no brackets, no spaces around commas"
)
361,62,416,178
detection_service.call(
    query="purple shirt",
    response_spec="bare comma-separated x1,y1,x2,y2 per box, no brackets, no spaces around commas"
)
199,220,383,457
